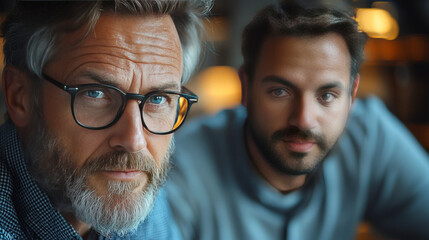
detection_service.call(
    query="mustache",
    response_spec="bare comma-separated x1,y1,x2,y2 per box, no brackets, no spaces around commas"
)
272,127,327,150
78,151,160,177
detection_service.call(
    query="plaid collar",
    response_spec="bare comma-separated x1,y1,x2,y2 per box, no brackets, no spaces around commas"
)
0,121,81,239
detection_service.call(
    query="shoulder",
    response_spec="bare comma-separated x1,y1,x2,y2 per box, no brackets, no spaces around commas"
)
165,106,247,239
0,121,20,204
0,122,27,239
171,106,247,174
175,106,246,142
0,228,19,240
0,159,13,198
348,97,401,128
346,99,429,238
344,97,425,156
348,97,398,131
0,152,22,239
326,97,428,185
131,188,182,240
172,106,246,169
335,96,428,185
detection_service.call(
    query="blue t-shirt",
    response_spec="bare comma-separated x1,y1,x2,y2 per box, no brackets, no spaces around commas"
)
166,97,429,240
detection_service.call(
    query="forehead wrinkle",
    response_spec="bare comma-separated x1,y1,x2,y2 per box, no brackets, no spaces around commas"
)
68,58,179,80
120,19,181,45
67,22,181,66
106,22,181,57
58,61,125,86
69,54,180,86
65,46,181,75
61,27,180,61
76,42,180,61
50,14,182,90
120,38,182,73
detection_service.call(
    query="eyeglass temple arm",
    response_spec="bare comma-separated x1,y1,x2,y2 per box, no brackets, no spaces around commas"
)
42,73,68,90
181,87,199,103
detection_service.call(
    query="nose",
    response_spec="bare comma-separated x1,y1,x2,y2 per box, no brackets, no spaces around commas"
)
108,101,147,152
288,96,317,131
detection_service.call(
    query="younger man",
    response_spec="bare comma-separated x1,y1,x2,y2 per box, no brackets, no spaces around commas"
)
166,2,429,240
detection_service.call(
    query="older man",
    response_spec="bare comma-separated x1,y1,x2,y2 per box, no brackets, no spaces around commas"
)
166,2,429,240
0,0,210,239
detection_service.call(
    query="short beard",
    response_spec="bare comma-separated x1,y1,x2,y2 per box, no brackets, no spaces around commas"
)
249,124,328,176
24,111,173,237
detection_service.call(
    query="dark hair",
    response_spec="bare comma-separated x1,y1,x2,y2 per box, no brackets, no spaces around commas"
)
241,2,367,87
1,0,212,83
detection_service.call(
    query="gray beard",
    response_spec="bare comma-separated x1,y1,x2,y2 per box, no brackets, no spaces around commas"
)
24,112,173,237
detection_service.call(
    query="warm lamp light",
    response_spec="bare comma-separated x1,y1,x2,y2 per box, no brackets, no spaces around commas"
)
356,8,399,40
196,66,241,114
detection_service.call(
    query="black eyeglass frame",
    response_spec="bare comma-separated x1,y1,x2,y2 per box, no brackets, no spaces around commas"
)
42,73,198,135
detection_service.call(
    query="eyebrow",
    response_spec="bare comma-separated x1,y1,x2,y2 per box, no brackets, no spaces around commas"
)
77,71,181,92
261,75,345,91
146,83,181,92
262,75,298,91
78,72,117,86
318,82,345,91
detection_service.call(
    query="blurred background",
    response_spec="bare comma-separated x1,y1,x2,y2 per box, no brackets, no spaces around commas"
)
0,0,427,239
0,0,428,147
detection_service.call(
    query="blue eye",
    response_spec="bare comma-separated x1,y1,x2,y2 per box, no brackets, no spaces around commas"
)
86,90,104,99
149,95,167,104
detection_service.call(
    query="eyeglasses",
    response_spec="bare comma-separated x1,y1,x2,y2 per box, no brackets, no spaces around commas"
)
42,73,198,135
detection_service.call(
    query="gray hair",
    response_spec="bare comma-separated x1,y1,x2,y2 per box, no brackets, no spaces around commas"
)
1,0,213,83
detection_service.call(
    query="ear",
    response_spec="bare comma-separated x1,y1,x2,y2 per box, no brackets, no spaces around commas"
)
2,65,34,128
238,66,249,107
351,74,360,104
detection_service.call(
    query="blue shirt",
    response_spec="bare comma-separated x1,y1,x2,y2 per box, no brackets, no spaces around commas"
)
166,97,429,240
0,121,182,240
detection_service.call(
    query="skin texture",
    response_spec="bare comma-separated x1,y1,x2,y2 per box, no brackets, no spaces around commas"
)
241,33,358,192
3,14,182,237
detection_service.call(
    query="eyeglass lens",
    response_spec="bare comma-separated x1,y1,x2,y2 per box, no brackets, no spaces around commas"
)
73,85,189,133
